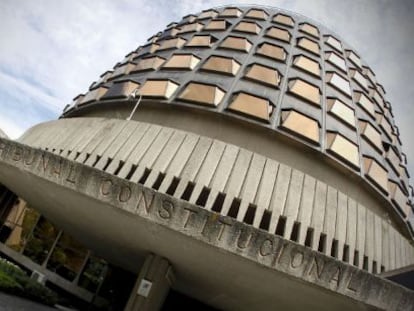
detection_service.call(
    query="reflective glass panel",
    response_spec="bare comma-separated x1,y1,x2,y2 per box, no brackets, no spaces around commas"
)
256,43,286,61
201,56,241,76
325,36,342,52
363,157,388,192
220,36,252,52
288,79,320,105
229,92,272,121
265,27,291,42
326,52,347,72
327,132,359,167
139,80,179,99
244,64,281,87
327,98,355,127
281,110,320,143
293,55,320,76
162,54,200,70
273,14,294,27
300,23,319,38
245,9,268,20
327,72,352,97
234,21,261,34
178,82,225,106
297,37,319,55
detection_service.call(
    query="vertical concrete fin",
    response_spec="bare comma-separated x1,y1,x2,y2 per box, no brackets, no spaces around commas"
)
268,164,292,234
283,169,304,240
356,203,366,270
323,185,338,257
253,159,279,229
346,198,357,266
310,180,327,251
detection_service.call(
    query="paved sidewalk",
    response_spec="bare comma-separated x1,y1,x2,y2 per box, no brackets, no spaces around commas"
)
0,292,57,310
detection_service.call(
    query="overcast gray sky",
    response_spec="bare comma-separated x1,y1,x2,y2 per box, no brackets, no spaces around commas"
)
0,0,413,179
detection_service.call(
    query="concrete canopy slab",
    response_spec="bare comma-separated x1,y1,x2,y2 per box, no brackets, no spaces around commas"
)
0,138,413,310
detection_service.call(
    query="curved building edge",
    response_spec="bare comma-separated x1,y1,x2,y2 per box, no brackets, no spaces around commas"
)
0,137,413,311
3,117,414,273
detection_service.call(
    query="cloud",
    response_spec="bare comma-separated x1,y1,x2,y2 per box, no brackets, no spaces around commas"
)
0,0,169,103
0,71,61,111
0,0,171,139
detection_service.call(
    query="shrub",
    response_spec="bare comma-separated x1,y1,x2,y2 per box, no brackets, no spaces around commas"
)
0,258,27,279
23,279,58,306
0,270,23,295
0,257,58,306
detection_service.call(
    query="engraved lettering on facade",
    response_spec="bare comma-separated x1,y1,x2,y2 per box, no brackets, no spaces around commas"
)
0,141,371,300
345,272,359,293
237,229,254,249
158,200,174,219
53,158,62,176
290,249,305,269
39,153,50,172
118,185,132,203
100,179,113,196
0,141,6,157
217,220,232,241
201,215,210,236
183,207,198,228
259,239,274,257
329,265,342,288
307,256,324,280
24,150,36,166
272,242,287,267
12,147,23,162
66,165,77,184
137,190,155,214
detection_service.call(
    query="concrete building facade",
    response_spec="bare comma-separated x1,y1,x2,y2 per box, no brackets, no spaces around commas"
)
0,5,413,310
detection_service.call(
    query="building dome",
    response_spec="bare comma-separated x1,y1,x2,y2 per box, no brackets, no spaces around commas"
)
0,5,413,310
63,5,414,253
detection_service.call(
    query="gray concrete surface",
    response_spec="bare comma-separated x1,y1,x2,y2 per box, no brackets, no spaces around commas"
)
0,138,413,310
0,292,56,311
12,119,414,273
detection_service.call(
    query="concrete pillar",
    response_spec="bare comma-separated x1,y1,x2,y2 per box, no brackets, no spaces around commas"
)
125,253,174,311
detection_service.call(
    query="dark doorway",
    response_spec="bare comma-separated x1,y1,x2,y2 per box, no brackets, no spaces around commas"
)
162,290,220,310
